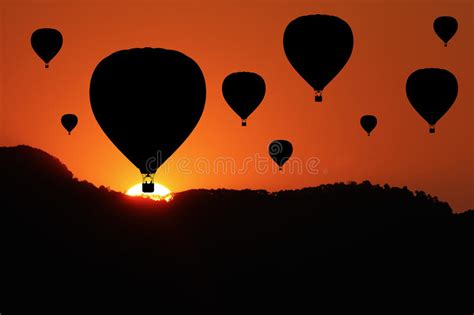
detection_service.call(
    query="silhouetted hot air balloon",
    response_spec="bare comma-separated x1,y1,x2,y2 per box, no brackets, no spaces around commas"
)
90,48,206,193
284,14,353,102
269,140,293,171
434,16,458,47
360,115,377,136
406,68,457,134
61,114,78,135
31,28,63,68
222,72,266,126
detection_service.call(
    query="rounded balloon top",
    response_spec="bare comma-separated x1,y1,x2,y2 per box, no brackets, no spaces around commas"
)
31,28,63,68
222,72,266,126
90,47,206,175
284,14,353,102
406,68,457,133
433,16,457,47
268,140,293,171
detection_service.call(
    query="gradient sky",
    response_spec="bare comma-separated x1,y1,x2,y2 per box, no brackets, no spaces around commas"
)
1,0,473,211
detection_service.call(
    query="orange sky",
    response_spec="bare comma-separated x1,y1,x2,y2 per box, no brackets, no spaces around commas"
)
1,0,473,211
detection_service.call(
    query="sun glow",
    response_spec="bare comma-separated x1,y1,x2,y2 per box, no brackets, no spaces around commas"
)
126,183,173,201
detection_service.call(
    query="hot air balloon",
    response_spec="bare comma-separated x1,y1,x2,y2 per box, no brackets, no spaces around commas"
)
90,48,206,193
269,140,293,171
360,115,377,136
434,16,458,47
31,28,63,68
61,114,78,135
222,72,266,126
406,68,457,133
284,14,353,102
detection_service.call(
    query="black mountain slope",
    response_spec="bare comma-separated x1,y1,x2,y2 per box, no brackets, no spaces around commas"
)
0,145,472,312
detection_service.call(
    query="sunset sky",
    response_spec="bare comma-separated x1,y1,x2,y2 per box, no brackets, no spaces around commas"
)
1,0,472,211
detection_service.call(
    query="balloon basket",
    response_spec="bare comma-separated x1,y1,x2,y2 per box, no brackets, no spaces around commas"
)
242,120,247,127
314,90,322,102
429,127,435,134
142,182,155,193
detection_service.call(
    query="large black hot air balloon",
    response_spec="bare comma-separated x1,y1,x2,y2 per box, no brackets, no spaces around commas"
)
360,115,377,136
434,16,458,47
284,14,353,102
31,28,63,68
90,48,206,192
269,140,293,171
222,72,266,126
406,68,457,133
61,114,78,135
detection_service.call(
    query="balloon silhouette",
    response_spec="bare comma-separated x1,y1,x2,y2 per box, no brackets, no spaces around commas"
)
360,115,377,136
434,16,457,47
31,28,63,68
222,72,266,126
61,114,78,135
90,48,206,192
269,140,293,171
406,68,457,134
284,14,353,102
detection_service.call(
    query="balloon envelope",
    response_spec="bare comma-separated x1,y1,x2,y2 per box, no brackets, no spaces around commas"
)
283,14,353,102
434,16,457,47
90,48,206,175
360,115,377,136
406,68,457,133
31,28,63,68
268,140,293,170
61,114,78,135
222,72,266,126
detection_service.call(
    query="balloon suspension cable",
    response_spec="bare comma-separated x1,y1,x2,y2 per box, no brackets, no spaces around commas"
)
315,90,323,102
367,132,371,136
45,63,49,69
142,173,155,183
242,119,247,127
429,126,435,134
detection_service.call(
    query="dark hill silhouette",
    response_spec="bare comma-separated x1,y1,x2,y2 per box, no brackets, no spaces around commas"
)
0,145,473,312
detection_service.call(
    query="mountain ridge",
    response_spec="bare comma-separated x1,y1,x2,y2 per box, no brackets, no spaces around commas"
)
0,145,473,311
0,144,462,213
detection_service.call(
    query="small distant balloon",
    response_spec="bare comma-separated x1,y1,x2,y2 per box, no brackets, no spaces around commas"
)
360,115,377,136
61,114,78,135
268,140,293,171
31,28,63,68
406,68,457,134
433,16,457,47
222,72,266,126
284,14,353,102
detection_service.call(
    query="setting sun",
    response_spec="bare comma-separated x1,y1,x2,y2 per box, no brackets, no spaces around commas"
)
126,183,173,202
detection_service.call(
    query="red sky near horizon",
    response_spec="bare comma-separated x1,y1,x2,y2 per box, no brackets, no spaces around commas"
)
1,0,473,211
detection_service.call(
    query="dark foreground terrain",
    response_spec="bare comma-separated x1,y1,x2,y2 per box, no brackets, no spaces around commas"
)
0,146,473,312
